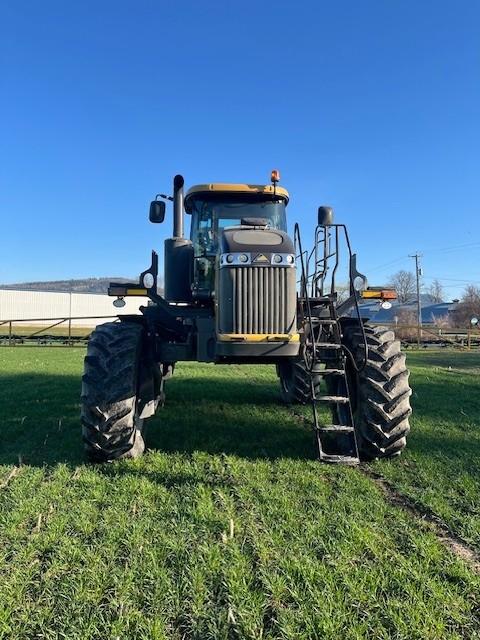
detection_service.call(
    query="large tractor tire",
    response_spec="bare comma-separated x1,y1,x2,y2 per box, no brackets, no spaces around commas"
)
81,321,147,462
278,357,321,405
337,323,412,460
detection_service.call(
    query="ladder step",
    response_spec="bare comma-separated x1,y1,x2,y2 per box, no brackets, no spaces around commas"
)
319,454,360,465
315,368,345,376
306,363,345,374
315,395,350,403
308,296,334,304
314,343,342,349
315,319,339,325
316,425,354,433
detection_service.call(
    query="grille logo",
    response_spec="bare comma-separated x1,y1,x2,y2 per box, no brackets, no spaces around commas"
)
252,254,269,263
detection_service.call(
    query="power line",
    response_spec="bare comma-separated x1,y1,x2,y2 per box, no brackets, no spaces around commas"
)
365,255,409,274
422,273,480,279
440,283,476,289
365,240,480,277
422,241,480,256
423,275,480,283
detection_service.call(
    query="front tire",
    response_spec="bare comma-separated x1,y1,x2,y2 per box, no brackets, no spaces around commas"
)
339,323,412,460
81,322,147,462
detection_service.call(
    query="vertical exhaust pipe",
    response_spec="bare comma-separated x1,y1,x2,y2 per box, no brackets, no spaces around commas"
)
164,173,193,302
173,174,185,238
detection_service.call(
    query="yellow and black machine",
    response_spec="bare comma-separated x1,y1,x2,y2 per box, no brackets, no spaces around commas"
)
81,171,411,464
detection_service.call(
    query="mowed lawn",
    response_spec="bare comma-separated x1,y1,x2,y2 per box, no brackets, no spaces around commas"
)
0,345,479,639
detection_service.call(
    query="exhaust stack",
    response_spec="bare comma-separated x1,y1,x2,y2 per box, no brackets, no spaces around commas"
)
164,174,193,302
173,174,185,238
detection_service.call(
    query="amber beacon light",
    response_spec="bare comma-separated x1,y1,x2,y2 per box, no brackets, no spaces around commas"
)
271,169,280,184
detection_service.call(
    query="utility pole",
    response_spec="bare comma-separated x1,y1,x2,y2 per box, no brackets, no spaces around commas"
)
409,253,422,347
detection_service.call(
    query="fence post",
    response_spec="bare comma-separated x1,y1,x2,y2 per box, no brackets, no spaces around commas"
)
68,291,72,346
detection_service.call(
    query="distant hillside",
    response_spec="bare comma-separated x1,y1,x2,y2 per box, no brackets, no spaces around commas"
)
0,278,134,294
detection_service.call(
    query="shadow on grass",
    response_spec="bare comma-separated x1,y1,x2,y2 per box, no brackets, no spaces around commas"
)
408,428,480,463
0,372,317,467
0,373,85,467
404,372,480,473
410,376,480,422
2,361,479,469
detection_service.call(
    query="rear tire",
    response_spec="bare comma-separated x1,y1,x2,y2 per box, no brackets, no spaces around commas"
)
339,323,412,460
278,357,321,405
81,322,146,462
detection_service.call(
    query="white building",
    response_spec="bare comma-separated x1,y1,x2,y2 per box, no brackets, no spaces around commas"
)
0,288,150,327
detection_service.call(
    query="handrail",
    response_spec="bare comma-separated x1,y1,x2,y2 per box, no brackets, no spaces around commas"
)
0,315,120,323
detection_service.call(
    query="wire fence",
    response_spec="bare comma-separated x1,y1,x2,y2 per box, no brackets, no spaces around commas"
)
367,323,480,350
0,316,119,346
1,317,480,350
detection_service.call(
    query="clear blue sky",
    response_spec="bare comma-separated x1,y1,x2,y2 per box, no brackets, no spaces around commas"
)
1,0,479,301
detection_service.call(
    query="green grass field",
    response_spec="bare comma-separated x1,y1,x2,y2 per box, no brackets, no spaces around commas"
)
0,347,479,639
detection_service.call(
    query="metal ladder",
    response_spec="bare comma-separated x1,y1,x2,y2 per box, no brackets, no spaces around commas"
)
305,298,360,465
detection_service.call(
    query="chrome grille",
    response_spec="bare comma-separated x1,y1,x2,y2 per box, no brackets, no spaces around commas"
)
227,266,292,334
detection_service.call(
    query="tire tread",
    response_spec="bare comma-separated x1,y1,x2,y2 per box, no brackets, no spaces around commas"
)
81,322,145,462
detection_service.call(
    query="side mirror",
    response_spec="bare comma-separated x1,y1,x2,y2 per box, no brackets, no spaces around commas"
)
149,200,166,223
318,205,334,227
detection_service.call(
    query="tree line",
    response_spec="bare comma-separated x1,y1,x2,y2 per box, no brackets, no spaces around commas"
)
0,277,165,296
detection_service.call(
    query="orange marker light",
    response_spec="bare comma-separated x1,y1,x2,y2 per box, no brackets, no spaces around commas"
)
271,169,280,183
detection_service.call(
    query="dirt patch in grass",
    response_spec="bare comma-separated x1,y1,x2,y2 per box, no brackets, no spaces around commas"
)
368,471,480,573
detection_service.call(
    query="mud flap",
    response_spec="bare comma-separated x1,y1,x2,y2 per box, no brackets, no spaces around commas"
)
138,363,163,419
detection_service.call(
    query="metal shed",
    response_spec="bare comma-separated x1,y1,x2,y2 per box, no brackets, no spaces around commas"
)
0,288,150,327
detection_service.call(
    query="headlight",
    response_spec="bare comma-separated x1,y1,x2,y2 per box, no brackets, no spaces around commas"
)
143,273,155,288
226,254,234,263
353,276,367,291
273,254,283,264
238,254,248,263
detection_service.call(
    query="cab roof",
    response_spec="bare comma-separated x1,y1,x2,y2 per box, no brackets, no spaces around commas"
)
185,183,289,204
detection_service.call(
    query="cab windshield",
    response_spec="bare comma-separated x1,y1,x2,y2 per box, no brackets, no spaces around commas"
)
189,196,287,257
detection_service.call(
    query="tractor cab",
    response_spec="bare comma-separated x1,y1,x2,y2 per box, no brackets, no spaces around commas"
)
185,181,289,299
